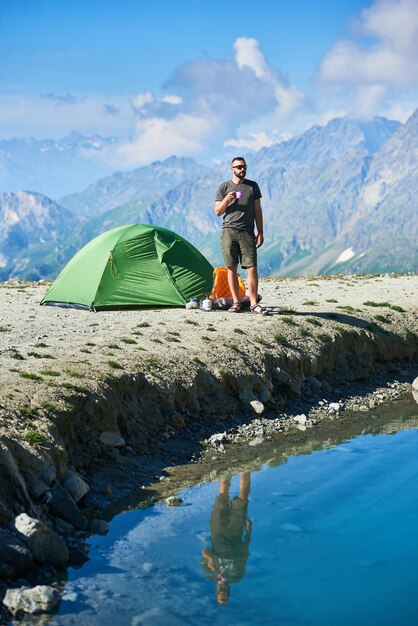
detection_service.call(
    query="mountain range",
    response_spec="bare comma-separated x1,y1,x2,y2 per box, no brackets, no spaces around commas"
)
0,111,417,281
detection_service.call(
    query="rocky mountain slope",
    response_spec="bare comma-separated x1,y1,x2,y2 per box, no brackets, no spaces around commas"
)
0,112,416,280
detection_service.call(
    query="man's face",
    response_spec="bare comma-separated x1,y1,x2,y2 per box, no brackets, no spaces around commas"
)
231,160,247,179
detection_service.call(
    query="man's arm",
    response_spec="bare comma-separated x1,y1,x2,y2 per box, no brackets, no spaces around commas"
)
254,198,264,247
214,192,236,217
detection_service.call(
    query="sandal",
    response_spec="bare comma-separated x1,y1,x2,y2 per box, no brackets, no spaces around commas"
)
251,303,269,316
228,301,241,313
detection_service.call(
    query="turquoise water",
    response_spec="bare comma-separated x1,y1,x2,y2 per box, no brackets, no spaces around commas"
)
51,422,418,626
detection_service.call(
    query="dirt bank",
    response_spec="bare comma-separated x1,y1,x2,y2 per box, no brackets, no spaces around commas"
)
0,274,417,619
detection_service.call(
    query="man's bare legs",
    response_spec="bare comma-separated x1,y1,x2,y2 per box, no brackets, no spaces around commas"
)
227,265,242,304
247,266,258,307
239,472,251,502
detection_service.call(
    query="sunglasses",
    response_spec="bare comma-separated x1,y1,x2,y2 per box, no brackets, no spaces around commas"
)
233,165,247,170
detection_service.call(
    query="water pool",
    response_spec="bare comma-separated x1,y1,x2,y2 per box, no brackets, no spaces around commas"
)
22,409,418,626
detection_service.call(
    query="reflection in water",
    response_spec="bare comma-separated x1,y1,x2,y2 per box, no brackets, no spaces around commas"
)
201,472,252,604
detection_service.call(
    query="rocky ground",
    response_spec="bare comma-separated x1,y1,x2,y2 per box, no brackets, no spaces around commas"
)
0,273,417,622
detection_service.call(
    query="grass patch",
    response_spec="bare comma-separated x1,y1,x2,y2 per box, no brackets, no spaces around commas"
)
336,305,356,313
0,326,11,332
145,357,158,367
10,350,25,360
274,333,288,345
234,328,245,334
227,343,240,352
277,307,297,315
62,382,88,393
28,351,55,359
201,335,211,342
80,348,92,354
255,336,269,346
25,429,43,446
317,333,332,343
302,300,318,306
298,326,311,337
334,325,347,334
35,342,49,348
326,298,338,303
363,300,391,308
281,316,297,326
41,402,58,413
107,343,120,349
165,336,181,342
137,322,150,328
121,338,137,344
107,360,123,370
184,319,198,326
64,369,84,379
85,342,96,347
306,318,322,327
151,338,162,344
374,314,391,324
390,305,405,312
40,369,61,377
19,372,42,381
192,357,204,365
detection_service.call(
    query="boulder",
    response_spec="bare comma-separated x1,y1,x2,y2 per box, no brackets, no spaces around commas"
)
48,484,88,530
62,470,89,503
14,513,69,568
0,529,33,579
3,585,61,616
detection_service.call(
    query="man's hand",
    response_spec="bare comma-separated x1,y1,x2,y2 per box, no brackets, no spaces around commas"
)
214,192,237,216
256,233,264,248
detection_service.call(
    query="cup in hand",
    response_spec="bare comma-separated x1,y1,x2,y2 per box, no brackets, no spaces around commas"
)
235,191,243,199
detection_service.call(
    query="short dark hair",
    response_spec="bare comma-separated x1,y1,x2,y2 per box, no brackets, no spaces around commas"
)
231,156,246,166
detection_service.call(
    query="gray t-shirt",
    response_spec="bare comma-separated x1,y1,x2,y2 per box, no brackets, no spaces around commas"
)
215,179,262,232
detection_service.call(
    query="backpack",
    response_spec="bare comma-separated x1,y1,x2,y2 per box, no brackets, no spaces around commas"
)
210,266,246,300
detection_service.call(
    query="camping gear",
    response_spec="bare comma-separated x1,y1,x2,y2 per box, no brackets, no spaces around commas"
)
209,266,246,301
200,296,213,311
41,224,214,310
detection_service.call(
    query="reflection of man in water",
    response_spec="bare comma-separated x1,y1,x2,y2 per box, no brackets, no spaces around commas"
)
201,472,252,605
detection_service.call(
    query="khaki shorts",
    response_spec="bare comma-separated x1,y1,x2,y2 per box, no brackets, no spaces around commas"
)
221,228,257,268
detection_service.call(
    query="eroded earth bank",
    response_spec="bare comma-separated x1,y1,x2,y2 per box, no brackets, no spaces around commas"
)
0,274,417,622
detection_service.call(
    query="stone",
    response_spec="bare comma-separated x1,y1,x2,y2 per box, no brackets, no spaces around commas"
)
412,376,418,392
88,519,109,535
14,513,69,568
99,431,126,447
208,432,227,446
307,376,322,388
274,368,291,383
359,405,369,412
239,390,257,404
40,466,56,487
165,496,183,507
294,414,307,425
62,470,90,503
48,484,88,530
0,529,33,579
250,400,265,415
3,585,61,616
259,386,272,404
329,403,340,412
296,424,307,432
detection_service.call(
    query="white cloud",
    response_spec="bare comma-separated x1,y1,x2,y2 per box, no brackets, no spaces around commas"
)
319,0,418,87
317,0,418,120
234,37,272,80
224,130,292,151
116,38,305,166
0,94,133,139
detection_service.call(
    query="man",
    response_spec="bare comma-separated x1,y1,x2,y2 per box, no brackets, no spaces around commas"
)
201,472,252,605
214,157,268,315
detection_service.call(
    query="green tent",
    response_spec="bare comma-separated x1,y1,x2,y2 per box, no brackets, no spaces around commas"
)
41,224,214,310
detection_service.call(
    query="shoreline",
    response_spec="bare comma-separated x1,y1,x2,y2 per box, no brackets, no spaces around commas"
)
0,274,417,620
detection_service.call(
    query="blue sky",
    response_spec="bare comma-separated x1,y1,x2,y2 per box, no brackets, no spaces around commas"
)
1,0,417,166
